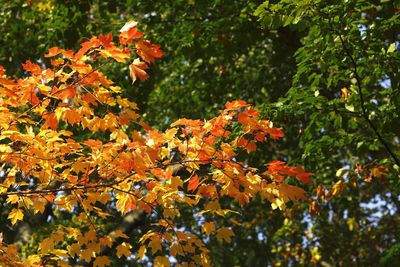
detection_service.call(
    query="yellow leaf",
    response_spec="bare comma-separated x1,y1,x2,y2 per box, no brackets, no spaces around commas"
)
80,248,94,263
39,237,55,253
116,242,132,258
67,243,81,258
6,195,19,205
372,166,388,178
216,227,234,243
202,222,215,236
137,246,147,259
23,255,41,266
271,198,285,210
112,230,129,239
154,256,170,267
169,242,183,257
52,249,69,258
93,256,111,267
205,200,220,211
8,208,24,225
149,237,162,254
169,176,183,190
340,87,350,101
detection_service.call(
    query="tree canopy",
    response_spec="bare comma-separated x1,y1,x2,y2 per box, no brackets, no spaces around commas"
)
0,0,399,266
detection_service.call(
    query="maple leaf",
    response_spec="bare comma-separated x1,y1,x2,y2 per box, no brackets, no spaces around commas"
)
154,256,170,267
188,175,200,191
265,127,284,140
44,47,64,58
93,256,111,267
98,33,113,48
170,118,204,127
135,40,163,63
22,60,42,75
202,222,216,236
0,64,5,75
216,227,234,243
116,242,132,258
149,237,162,254
39,237,55,253
137,246,147,260
80,248,94,263
8,208,24,225
119,26,143,45
42,113,58,130
129,58,149,83
225,100,247,110
74,37,100,60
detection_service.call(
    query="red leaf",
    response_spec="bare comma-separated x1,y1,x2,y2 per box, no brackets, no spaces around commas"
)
135,40,163,63
42,113,58,130
119,27,143,45
266,127,284,140
188,175,199,191
0,65,5,75
99,33,113,48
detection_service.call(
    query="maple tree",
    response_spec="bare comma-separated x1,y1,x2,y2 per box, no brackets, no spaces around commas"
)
0,20,312,266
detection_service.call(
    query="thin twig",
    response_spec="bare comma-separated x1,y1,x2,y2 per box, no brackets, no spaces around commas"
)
332,25,400,168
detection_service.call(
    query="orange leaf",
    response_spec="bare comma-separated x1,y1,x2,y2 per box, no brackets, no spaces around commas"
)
99,33,113,48
225,100,247,110
188,175,199,191
129,58,149,83
22,60,42,75
74,37,100,60
171,118,204,127
266,127,284,140
44,47,64,58
0,65,5,75
119,27,143,45
42,113,58,130
53,85,76,100
135,40,163,63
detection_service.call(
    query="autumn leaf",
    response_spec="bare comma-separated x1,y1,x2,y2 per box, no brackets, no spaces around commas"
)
93,256,111,267
137,246,147,260
0,64,5,75
80,248,94,263
216,227,234,243
149,237,162,254
119,28,143,45
202,222,216,236
225,100,247,110
135,40,163,63
129,58,149,83
116,242,132,258
8,209,24,225
22,60,42,75
42,113,58,130
187,175,199,191
341,87,351,101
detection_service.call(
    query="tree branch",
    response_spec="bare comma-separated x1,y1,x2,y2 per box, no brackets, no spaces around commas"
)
333,27,400,169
